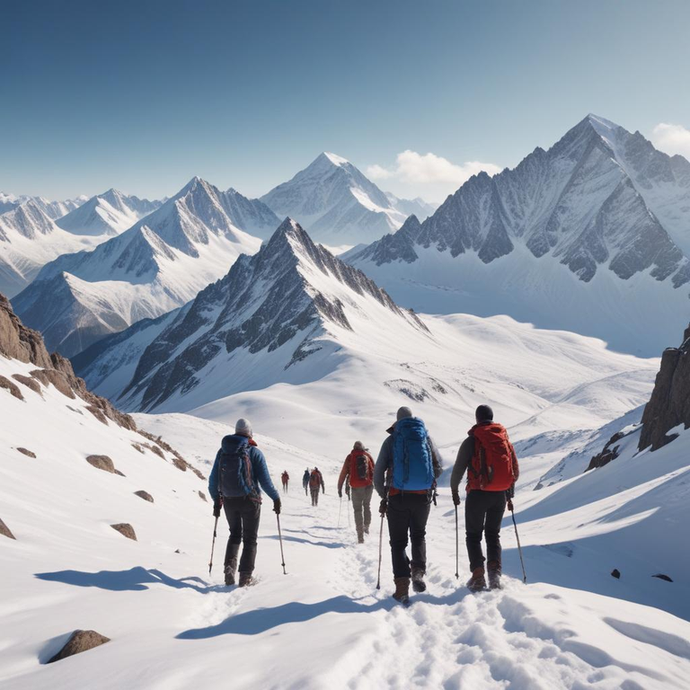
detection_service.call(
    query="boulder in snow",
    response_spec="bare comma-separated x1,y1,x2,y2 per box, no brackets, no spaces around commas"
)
16,447,36,458
86,454,121,475
47,630,110,663
0,517,16,539
110,523,137,540
12,374,42,395
134,490,154,503
0,374,24,400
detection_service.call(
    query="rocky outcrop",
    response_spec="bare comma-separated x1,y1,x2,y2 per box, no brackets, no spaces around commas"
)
0,293,53,367
639,325,690,451
585,431,626,471
134,490,154,503
16,447,36,458
0,517,15,539
47,630,110,663
110,523,137,540
0,374,23,400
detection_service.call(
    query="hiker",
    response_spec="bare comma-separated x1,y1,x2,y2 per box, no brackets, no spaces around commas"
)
338,441,375,543
309,467,325,506
208,418,281,587
281,470,290,494
451,405,519,592
302,468,310,496
374,406,442,603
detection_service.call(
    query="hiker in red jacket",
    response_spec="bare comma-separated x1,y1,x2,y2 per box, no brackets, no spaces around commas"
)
338,441,375,543
451,405,519,591
309,467,325,506
281,470,289,494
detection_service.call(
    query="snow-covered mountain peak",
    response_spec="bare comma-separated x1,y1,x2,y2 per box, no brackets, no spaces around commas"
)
321,151,350,167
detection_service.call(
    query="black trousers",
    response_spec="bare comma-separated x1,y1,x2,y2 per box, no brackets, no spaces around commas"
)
223,496,261,575
387,493,431,579
465,489,506,572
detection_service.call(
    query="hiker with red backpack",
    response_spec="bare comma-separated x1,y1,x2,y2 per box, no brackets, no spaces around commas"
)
281,470,289,494
208,418,281,587
374,407,443,604
309,467,325,506
451,405,520,592
338,441,375,543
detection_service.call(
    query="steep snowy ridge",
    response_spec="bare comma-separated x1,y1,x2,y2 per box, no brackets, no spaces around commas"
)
84,218,428,412
0,201,112,298
11,178,268,357
56,189,162,236
349,115,690,355
261,152,408,244
0,193,86,219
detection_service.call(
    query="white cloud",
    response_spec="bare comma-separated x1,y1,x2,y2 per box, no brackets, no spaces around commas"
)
366,150,502,201
651,123,690,160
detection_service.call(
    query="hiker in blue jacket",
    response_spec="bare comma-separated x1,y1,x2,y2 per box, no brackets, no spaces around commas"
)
374,407,442,603
208,418,281,587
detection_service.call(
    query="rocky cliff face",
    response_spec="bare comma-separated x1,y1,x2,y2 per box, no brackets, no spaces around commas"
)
639,325,690,451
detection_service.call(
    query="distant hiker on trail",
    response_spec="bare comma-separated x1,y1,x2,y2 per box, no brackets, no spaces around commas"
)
451,405,520,592
338,441,375,543
375,406,442,603
302,468,310,496
208,418,281,587
309,467,325,506
281,470,290,494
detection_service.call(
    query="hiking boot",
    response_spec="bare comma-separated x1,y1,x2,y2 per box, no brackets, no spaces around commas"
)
238,573,255,587
357,530,364,544
487,561,502,590
393,577,410,604
411,568,427,593
364,524,370,535
224,565,236,586
467,567,486,592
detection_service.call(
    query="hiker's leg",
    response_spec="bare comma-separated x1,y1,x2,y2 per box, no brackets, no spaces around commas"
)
409,494,431,575
485,491,507,569
387,494,411,578
352,487,365,537
465,490,488,571
223,498,242,570
363,485,373,531
238,498,261,575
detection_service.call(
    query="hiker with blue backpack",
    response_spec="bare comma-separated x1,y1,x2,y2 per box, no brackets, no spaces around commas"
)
374,407,443,603
208,418,281,587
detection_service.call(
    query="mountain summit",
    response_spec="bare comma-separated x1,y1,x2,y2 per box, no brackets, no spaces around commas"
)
77,218,428,412
260,153,411,244
348,115,690,355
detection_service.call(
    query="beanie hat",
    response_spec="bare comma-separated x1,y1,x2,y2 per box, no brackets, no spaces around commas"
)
397,406,413,421
475,405,494,422
353,441,365,451
235,418,253,437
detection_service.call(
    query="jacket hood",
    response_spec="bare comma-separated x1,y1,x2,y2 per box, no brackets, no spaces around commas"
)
221,434,257,452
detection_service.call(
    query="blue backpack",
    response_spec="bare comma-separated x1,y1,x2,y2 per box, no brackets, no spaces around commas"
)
219,436,259,500
392,417,434,491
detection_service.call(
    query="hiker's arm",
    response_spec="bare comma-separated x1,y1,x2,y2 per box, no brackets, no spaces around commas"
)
253,449,280,501
428,436,443,478
450,438,474,494
208,450,221,502
510,443,520,483
374,437,392,498
337,458,350,493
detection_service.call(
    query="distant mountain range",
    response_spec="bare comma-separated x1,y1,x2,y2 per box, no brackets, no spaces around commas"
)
347,115,690,355
12,178,276,357
260,152,434,245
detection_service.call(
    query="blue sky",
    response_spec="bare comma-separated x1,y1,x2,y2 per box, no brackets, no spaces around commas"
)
4,0,690,202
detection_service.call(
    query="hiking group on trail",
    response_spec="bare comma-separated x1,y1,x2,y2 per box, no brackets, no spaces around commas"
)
208,404,520,601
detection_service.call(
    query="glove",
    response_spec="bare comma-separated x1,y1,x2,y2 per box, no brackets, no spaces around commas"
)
506,484,515,500
213,497,223,518
379,498,388,516
451,490,461,507
338,489,342,498
273,498,282,515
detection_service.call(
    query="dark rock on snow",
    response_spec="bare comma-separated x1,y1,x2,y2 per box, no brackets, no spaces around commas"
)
12,373,43,395
134,490,154,503
611,569,621,579
0,374,24,400
652,573,673,582
0,517,16,539
110,523,137,541
86,454,118,474
16,447,36,458
47,630,110,663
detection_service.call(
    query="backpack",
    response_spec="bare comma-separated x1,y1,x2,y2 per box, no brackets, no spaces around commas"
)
309,471,322,489
219,437,259,500
391,417,434,491
355,453,370,481
467,423,515,492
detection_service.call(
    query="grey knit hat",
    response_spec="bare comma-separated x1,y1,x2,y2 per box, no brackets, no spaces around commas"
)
353,441,365,451
235,418,253,437
396,406,413,421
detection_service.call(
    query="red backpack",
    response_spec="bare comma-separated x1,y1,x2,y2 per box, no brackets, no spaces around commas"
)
467,423,516,492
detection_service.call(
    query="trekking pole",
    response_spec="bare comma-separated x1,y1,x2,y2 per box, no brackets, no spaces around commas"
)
338,496,342,527
508,499,527,583
208,515,219,576
376,513,384,590
454,504,459,580
276,514,287,575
